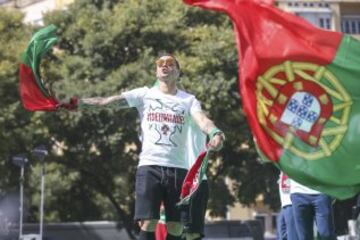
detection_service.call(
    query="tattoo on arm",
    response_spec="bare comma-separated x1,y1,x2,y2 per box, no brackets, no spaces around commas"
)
79,95,130,110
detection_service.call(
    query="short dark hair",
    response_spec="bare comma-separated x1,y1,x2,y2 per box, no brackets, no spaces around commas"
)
157,52,180,70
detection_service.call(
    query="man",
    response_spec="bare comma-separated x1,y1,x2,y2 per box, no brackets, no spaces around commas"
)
290,179,336,240
63,54,225,240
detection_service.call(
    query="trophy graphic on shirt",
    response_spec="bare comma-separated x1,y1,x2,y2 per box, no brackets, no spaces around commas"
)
148,99,185,147
153,124,183,147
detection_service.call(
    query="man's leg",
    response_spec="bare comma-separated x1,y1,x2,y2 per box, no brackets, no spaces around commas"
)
276,208,287,240
138,220,158,240
291,193,315,240
283,205,298,240
166,221,183,239
313,194,336,240
134,166,163,240
164,167,188,240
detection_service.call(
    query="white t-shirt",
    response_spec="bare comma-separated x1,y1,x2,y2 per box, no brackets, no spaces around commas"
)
290,179,320,195
279,172,292,207
123,86,202,169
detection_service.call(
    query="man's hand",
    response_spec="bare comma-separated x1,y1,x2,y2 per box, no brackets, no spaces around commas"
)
58,96,78,110
192,111,225,151
208,134,224,151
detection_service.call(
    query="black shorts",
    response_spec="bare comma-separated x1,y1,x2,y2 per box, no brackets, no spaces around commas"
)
180,180,209,236
134,165,187,222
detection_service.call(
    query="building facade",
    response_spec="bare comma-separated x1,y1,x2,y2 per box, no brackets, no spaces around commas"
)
0,0,74,24
277,0,360,37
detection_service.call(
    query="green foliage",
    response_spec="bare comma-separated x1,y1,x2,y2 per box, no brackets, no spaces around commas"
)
0,9,34,197
0,0,280,237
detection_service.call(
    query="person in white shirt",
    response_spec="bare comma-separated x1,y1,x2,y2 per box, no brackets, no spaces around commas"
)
63,53,225,240
277,172,298,240
290,179,336,240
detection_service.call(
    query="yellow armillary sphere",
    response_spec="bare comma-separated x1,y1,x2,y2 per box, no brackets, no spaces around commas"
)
256,61,352,160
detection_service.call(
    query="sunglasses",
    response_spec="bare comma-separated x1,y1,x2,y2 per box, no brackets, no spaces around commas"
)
156,58,175,67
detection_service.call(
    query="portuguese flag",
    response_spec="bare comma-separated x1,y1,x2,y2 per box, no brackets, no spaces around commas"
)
19,24,59,111
184,0,360,199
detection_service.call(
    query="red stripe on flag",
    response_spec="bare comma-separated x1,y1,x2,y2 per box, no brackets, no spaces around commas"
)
19,64,59,111
180,150,207,199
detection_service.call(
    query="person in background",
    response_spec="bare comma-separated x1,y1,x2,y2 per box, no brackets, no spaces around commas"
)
180,179,209,240
290,179,336,240
277,172,298,240
179,113,211,240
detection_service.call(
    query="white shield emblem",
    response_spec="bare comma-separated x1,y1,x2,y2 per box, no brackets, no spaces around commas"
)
280,92,320,132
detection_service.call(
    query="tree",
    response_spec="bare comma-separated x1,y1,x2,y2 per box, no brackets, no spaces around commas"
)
0,8,32,198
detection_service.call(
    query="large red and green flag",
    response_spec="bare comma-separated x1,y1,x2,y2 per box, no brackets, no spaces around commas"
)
19,24,59,111
184,0,360,199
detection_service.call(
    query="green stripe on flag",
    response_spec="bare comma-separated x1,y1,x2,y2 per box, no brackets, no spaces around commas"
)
22,25,58,97
278,35,360,199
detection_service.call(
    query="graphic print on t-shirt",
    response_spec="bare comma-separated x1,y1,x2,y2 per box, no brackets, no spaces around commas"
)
280,173,290,194
146,98,186,147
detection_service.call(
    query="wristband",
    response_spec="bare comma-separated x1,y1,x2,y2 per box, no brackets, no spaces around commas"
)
209,127,225,141
59,96,78,110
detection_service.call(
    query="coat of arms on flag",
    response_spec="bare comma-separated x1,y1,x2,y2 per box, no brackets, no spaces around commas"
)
257,61,351,160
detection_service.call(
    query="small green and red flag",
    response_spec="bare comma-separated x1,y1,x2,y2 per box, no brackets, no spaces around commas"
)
19,24,59,111
184,0,360,199
178,150,209,206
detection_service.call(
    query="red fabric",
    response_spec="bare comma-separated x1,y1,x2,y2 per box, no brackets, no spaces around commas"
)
155,223,167,240
183,0,342,161
180,151,207,199
19,64,59,111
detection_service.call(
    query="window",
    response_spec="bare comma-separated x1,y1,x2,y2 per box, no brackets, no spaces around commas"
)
342,17,360,34
297,13,332,30
319,17,331,30
352,21,357,33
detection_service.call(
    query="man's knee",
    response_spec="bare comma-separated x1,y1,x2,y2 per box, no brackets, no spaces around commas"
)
185,233,201,240
166,221,183,236
138,219,158,232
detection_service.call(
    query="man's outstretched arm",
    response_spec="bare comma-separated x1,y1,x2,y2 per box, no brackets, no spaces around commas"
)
60,95,130,110
80,95,130,110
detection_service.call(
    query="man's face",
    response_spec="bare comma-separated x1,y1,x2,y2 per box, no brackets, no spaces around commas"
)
156,56,180,82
